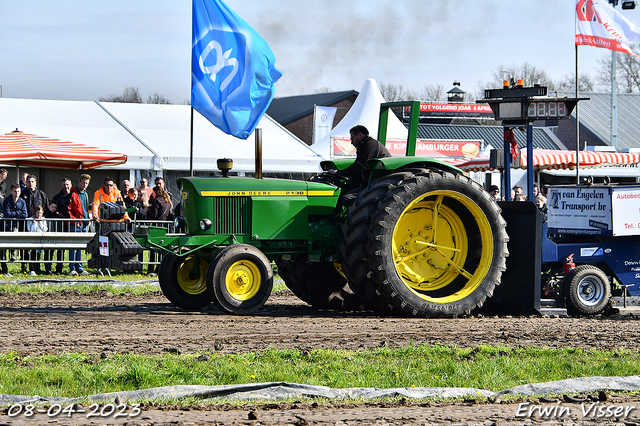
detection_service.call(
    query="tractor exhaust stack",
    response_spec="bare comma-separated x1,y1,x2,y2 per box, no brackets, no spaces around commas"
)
255,128,263,179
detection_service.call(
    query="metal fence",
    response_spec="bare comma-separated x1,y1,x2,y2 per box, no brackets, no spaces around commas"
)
0,218,176,268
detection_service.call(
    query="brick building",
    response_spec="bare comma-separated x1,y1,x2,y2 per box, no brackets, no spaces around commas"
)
266,91,358,145
548,92,640,151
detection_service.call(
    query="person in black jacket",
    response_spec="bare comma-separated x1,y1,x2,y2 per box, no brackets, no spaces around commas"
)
0,168,8,201
327,125,391,206
124,188,143,219
0,169,8,273
136,189,149,219
44,201,64,274
21,175,48,217
52,178,74,274
149,187,172,221
147,186,173,275
124,188,146,266
3,184,27,274
20,175,48,273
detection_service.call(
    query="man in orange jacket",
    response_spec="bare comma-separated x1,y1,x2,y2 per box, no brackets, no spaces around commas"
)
92,177,128,221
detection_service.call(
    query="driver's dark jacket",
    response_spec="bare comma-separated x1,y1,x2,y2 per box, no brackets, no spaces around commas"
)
338,136,391,186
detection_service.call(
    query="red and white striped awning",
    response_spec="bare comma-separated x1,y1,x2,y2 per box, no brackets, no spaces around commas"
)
453,149,640,172
0,130,127,170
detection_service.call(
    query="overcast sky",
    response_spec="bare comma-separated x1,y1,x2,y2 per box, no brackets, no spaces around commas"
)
2,1,640,104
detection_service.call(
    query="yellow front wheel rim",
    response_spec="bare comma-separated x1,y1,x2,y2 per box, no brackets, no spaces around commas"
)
392,191,493,304
176,257,208,295
225,260,261,301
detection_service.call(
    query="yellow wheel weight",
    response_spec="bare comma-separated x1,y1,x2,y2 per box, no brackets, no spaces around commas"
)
391,191,494,304
225,260,261,301
176,257,208,295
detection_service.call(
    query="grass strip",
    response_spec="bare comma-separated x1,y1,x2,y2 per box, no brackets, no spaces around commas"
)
0,282,160,295
0,277,288,294
0,346,638,399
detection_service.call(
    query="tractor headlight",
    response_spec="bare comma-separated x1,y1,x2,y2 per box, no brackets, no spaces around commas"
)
199,218,212,231
173,216,185,229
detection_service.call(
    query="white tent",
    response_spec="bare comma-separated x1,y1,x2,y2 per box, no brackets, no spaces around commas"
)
0,98,155,170
310,78,408,159
101,102,323,173
0,98,323,174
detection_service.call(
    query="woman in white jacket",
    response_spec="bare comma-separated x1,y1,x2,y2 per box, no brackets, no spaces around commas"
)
27,206,47,275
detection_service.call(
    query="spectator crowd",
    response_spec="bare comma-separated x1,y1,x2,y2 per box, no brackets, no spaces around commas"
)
0,171,174,277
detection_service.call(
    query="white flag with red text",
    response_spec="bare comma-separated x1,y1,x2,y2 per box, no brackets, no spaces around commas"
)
576,0,640,57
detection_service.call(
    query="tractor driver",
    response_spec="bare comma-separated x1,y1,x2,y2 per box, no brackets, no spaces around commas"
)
327,125,391,206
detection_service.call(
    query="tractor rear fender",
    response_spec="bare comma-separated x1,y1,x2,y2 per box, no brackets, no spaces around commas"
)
368,157,462,180
320,157,462,178
320,159,353,171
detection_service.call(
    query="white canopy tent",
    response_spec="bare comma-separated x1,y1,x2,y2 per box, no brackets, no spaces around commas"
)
101,102,323,173
310,78,408,159
0,98,323,174
0,98,155,170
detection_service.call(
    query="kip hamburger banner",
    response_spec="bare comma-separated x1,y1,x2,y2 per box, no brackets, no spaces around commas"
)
331,137,481,159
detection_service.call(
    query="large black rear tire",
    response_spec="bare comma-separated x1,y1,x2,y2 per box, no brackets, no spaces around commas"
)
275,256,315,306
159,254,212,310
343,169,509,317
339,170,418,313
276,255,366,310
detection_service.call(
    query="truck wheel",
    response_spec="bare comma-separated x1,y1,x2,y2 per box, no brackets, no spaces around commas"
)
208,245,273,314
563,265,611,316
159,254,212,310
276,255,366,310
366,169,508,317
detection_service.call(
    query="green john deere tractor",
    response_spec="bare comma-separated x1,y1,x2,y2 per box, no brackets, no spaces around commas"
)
114,102,509,317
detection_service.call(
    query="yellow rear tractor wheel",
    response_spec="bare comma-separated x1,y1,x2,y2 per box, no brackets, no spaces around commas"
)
343,169,508,317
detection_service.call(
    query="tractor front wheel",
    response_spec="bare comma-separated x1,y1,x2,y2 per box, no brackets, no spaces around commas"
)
207,245,273,315
159,254,212,310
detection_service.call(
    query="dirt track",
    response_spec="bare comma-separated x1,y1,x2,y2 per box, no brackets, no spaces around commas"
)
2,288,640,425
0,289,639,356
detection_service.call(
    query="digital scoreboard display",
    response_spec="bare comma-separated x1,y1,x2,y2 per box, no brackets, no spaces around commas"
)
498,102,522,119
480,91,583,123
525,101,568,119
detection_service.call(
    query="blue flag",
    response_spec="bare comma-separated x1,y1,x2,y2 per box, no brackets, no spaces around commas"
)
192,0,282,139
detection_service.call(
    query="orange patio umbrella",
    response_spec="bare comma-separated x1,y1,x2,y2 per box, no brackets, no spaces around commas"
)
0,129,127,179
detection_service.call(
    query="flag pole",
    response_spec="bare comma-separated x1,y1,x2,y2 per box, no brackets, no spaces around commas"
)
312,104,317,145
611,50,618,151
575,43,580,184
189,0,194,177
190,107,194,177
